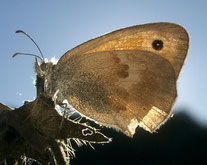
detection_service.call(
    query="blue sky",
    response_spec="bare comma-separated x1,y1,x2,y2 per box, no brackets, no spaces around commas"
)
0,0,207,125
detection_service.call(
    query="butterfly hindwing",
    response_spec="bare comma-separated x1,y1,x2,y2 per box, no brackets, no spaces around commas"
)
54,50,177,136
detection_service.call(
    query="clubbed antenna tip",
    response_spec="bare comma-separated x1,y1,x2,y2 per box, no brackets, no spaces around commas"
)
16,30,25,34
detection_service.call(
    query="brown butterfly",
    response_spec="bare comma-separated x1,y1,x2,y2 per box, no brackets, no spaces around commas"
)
14,22,189,137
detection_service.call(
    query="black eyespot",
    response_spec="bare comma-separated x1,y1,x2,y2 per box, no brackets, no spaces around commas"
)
152,40,164,50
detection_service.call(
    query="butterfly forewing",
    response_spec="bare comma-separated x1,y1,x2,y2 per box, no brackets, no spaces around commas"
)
58,22,189,78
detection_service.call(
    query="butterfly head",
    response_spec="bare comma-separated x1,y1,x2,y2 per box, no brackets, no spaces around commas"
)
35,59,56,95
35,58,54,78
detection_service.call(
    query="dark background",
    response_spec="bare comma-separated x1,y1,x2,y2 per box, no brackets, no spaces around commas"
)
71,110,207,165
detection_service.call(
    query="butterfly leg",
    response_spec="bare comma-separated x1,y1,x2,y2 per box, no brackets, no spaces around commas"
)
59,103,68,131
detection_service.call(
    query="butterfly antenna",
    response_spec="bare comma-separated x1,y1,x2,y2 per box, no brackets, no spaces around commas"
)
14,30,44,60
12,53,43,61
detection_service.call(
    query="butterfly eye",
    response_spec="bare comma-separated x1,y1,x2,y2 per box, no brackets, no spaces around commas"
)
40,63,46,71
152,39,164,50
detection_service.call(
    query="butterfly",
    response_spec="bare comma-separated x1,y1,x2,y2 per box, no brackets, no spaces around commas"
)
14,22,189,137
